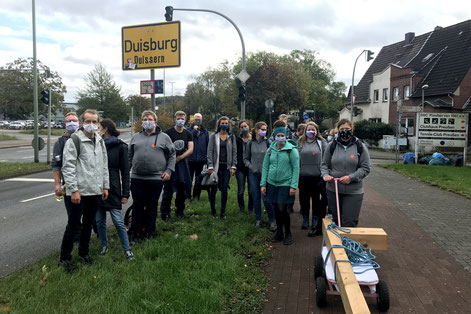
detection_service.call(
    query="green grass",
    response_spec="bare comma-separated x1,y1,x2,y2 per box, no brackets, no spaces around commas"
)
0,134,17,141
20,129,64,136
380,164,471,198
0,162,50,180
0,180,272,313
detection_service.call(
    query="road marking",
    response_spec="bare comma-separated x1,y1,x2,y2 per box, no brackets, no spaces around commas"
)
20,192,55,203
5,178,54,182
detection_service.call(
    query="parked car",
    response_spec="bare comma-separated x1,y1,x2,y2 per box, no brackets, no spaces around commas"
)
8,121,25,130
126,121,133,127
0,121,10,129
53,121,64,129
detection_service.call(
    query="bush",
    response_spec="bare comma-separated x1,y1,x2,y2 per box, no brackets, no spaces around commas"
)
354,120,394,145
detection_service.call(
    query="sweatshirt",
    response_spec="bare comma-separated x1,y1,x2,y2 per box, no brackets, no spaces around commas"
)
320,138,370,194
298,139,327,177
244,138,269,176
261,139,300,189
128,128,176,180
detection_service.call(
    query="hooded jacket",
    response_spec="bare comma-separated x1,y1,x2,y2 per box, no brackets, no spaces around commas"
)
243,138,269,176
320,138,370,194
261,139,300,189
99,136,130,210
128,127,176,180
187,124,209,163
207,132,237,171
62,129,109,196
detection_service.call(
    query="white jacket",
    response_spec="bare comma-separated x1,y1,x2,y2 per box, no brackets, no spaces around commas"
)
62,129,109,196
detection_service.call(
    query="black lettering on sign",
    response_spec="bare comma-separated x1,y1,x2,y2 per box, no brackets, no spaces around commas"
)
125,38,178,53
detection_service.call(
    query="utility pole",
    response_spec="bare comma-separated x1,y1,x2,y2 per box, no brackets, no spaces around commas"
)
395,99,402,163
151,69,155,113
165,6,248,119
350,49,374,122
170,81,175,113
32,0,39,162
415,84,429,164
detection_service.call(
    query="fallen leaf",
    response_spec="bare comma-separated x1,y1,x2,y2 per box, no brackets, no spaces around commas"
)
279,282,284,285
189,234,198,240
1,303,10,311
41,265,48,273
93,275,97,279
3,217,6,220
39,275,47,286
408,203,412,206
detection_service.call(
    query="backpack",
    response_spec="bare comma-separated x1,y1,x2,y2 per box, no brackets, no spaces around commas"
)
329,139,363,167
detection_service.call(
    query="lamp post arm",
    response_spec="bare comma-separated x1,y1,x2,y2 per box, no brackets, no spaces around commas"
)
350,50,366,121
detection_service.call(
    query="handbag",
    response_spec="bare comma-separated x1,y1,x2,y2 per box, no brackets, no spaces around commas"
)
199,165,218,186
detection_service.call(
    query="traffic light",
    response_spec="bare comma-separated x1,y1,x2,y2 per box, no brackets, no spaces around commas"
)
366,50,375,61
353,106,363,117
238,85,246,102
165,6,173,21
40,89,49,105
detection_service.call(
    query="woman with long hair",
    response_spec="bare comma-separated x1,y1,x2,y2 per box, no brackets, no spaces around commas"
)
261,120,300,245
96,118,134,259
244,121,275,230
235,120,253,213
297,121,327,236
321,119,371,227
207,116,237,219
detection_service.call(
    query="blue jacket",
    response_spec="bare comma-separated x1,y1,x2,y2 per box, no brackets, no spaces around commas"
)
187,124,209,163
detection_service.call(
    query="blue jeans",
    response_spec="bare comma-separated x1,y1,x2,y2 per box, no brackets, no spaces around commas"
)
96,208,131,251
235,169,253,212
209,167,231,214
248,172,274,222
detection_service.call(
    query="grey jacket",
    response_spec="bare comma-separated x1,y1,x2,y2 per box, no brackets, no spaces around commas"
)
244,138,269,176
62,129,109,196
207,132,237,171
320,139,370,194
298,139,327,178
128,128,176,180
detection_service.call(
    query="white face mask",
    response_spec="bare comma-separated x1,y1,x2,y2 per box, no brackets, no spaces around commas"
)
83,123,98,133
65,121,79,132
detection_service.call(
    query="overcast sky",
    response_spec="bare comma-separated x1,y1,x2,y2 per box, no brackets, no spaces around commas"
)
1,0,471,103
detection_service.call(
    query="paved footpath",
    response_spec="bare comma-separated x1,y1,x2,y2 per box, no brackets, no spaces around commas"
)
262,163,471,313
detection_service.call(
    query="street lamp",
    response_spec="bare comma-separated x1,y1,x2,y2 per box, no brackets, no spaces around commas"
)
414,84,429,163
350,49,374,122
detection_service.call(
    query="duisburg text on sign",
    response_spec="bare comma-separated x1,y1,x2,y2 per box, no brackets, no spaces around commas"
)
122,21,180,70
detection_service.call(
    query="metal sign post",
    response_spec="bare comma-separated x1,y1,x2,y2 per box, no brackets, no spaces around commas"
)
47,89,51,164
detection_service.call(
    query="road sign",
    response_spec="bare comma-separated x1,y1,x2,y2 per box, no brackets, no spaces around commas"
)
122,21,181,70
32,137,45,151
417,112,468,148
155,80,164,94
265,99,274,109
418,138,466,147
140,80,155,94
401,106,420,113
236,70,250,83
303,113,309,120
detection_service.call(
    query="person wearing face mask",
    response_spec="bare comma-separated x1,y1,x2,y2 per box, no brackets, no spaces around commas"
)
128,111,176,241
327,128,338,143
235,120,253,213
51,112,81,241
59,109,109,273
321,119,370,227
161,111,194,220
95,118,134,260
244,121,276,230
261,120,300,245
292,123,306,142
207,116,237,219
186,113,209,201
297,122,328,236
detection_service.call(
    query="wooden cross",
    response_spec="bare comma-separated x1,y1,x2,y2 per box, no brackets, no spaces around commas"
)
322,218,388,314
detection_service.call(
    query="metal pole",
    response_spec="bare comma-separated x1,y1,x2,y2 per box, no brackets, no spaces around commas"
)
163,68,166,110
395,99,401,163
47,88,51,164
32,0,39,162
463,113,468,166
172,7,246,119
350,50,365,122
151,69,155,113
170,81,175,113
130,106,134,137
415,89,425,164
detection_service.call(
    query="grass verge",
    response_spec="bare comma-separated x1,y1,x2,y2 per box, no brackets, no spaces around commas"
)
379,164,471,198
0,180,273,313
0,135,17,141
20,129,64,136
0,162,50,180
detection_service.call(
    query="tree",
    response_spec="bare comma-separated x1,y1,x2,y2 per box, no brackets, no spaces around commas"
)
0,58,66,119
77,64,128,122
127,94,151,114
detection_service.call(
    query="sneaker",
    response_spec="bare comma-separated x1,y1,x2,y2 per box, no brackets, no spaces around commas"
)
212,212,218,219
271,232,284,243
283,233,293,245
59,260,77,274
269,221,277,232
99,246,108,256
125,250,135,260
79,255,93,265
301,216,309,229
220,213,227,220
307,228,317,237
255,220,262,228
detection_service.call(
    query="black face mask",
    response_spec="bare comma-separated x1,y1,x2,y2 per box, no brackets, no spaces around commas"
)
338,130,353,142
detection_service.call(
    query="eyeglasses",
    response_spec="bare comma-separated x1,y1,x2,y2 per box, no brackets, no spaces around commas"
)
84,120,98,124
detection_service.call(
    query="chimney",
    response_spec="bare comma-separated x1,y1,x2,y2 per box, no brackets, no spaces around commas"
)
404,32,415,45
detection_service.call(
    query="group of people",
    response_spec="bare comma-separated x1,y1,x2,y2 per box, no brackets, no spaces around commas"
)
52,109,371,273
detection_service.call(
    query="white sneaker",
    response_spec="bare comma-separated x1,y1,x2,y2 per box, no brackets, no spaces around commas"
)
125,250,135,260
269,222,277,232
255,220,262,228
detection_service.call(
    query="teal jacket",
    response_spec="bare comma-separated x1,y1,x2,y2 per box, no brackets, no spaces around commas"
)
261,139,300,189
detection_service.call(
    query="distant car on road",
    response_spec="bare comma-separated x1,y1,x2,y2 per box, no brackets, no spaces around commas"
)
0,121,9,129
8,121,25,130
53,121,64,129
126,121,133,127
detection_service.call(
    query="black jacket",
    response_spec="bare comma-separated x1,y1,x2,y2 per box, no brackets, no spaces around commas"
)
236,135,249,171
99,137,130,210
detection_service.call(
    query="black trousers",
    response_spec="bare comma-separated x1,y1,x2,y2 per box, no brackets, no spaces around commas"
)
60,195,100,261
130,178,163,238
188,161,206,199
326,190,363,227
298,176,326,219
273,203,291,236
161,180,186,216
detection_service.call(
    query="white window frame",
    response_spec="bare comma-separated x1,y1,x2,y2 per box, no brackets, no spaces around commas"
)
373,89,379,103
404,85,410,98
383,88,389,102
393,87,399,101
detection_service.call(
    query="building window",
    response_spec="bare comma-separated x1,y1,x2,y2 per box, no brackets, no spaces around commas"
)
393,87,399,101
383,88,389,102
373,89,379,102
404,85,410,98
369,118,382,123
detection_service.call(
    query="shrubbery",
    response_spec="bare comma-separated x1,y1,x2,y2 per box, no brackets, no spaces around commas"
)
353,120,394,145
